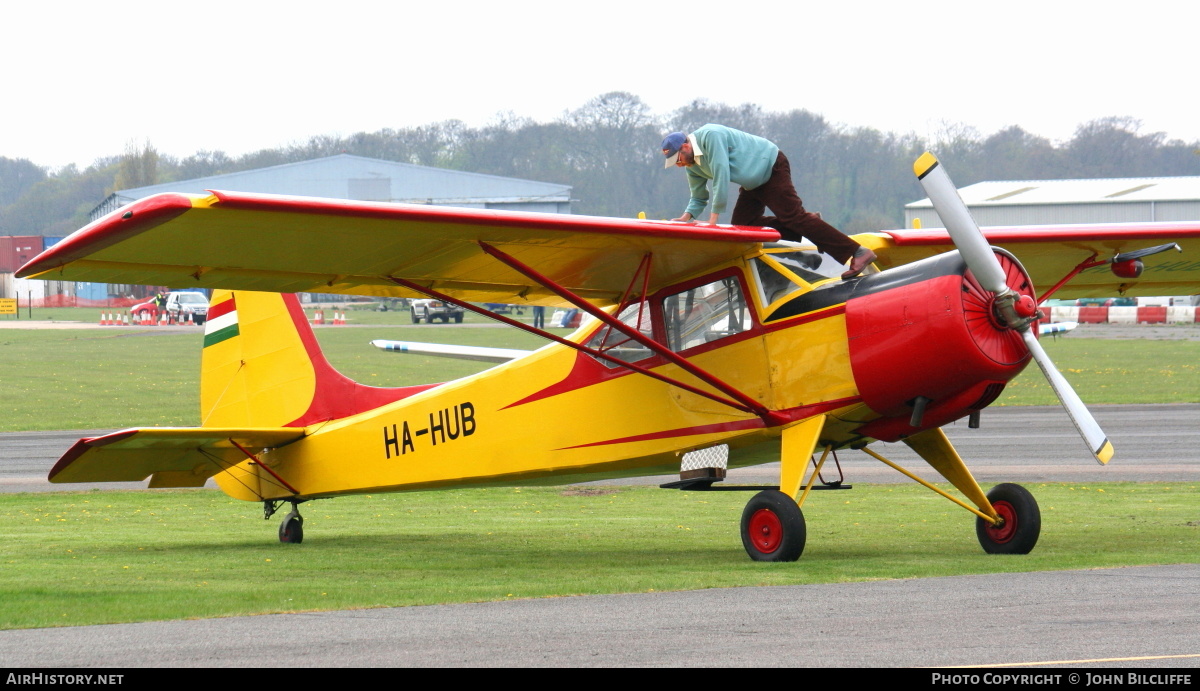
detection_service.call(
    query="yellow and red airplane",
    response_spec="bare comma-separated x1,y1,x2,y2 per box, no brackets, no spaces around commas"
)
17,154,1200,561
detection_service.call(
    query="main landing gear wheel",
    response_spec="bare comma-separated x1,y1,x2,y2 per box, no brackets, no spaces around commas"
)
279,511,304,544
740,490,806,562
976,483,1040,555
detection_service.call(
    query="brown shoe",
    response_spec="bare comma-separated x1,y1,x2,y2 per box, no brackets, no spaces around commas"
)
841,246,877,279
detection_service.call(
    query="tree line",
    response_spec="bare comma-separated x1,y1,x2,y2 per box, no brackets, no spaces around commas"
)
2,92,1199,238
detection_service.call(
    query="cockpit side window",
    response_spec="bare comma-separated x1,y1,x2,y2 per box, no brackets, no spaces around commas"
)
662,276,750,352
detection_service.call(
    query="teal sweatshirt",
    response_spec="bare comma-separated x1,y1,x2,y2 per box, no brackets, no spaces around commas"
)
682,124,780,218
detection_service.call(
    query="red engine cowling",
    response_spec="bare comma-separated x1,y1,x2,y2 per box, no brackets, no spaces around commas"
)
846,250,1036,442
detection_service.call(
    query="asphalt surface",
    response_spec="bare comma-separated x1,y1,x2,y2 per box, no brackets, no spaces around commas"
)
1,565,1197,668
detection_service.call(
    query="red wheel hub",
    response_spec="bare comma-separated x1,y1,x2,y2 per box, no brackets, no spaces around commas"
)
985,500,1018,543
748,508,783,554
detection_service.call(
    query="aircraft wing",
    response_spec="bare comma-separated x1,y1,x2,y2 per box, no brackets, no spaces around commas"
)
17,191,777,307
870,222,1200,298
49,427,306,488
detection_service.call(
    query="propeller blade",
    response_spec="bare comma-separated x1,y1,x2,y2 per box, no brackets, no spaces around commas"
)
1020,330,1114,464
913,152,1010,295
914,151,1115,465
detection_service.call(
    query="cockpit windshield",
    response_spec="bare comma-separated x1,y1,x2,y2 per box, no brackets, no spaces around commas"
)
751,242,869,307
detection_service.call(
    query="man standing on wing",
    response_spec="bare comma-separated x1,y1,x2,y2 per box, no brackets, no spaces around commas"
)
661,125,876,278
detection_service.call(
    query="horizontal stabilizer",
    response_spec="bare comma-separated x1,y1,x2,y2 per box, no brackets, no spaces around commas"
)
49,427,306,487
370,339,532,363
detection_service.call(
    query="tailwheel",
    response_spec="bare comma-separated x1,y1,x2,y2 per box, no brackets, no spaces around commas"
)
976,483,1040,555
740,490,806,562
279,510,304,544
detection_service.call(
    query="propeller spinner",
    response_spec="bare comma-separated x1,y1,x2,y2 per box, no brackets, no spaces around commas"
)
914,152,1114,465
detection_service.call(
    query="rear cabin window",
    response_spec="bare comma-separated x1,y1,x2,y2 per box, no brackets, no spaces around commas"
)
662,276,750,352
584,302,654,366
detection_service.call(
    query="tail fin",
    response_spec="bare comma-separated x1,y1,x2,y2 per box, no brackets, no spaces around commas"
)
201,291,437,428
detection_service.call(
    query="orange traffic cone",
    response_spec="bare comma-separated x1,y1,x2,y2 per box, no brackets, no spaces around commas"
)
122,312,130,326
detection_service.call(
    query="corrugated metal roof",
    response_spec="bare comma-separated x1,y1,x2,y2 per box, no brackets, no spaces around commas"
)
907,176,1200,208
91,154,572,222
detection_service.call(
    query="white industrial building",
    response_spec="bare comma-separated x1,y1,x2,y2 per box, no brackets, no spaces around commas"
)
905,176,1200,229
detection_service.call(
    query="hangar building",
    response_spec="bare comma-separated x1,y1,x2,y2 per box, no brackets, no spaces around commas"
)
91,153,573,221
6,155,572,305
905,176,1200,229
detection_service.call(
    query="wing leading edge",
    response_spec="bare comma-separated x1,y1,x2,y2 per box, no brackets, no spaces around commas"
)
18,191,778,307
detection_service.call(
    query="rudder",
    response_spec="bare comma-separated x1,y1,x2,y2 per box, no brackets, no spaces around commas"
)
201,291,319,428
201,291,440,429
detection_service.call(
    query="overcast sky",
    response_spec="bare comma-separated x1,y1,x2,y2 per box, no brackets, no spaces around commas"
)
6,1,1196,171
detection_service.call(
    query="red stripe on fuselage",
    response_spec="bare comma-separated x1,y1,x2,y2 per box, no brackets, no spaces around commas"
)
559,419,765,450
557,397,860,450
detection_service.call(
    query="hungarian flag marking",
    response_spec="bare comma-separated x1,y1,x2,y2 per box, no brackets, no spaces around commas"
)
204,296,238,347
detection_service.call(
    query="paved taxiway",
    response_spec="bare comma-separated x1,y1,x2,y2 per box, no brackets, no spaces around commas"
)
1,565,1197,667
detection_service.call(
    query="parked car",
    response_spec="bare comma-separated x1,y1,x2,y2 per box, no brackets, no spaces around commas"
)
130,291,210,324
410,299,464,323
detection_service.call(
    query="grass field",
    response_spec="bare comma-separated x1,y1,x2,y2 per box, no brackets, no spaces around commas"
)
1,322,1197,431
1,482,1196,629
1,315,1196,630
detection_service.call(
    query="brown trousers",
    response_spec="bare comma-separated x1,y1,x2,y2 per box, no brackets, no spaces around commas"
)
731,151,860,263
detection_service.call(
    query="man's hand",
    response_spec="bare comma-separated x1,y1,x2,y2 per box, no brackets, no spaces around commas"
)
671,213,695,223
705,213,719,225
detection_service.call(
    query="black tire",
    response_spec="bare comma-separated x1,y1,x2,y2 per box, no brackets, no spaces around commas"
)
740,490,806,562
410,309,420,324
976,483,1040,554
279,512,304,544
453,313,463,323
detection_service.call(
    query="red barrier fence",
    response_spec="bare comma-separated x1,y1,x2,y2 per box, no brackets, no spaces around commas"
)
26,295,143,308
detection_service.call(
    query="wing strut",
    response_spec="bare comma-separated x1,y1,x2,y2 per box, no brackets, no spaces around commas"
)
387,277,759,415
478,242,784,424
386,252,784,425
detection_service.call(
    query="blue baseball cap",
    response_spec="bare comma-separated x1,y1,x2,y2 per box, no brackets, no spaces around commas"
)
661,132,686,168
